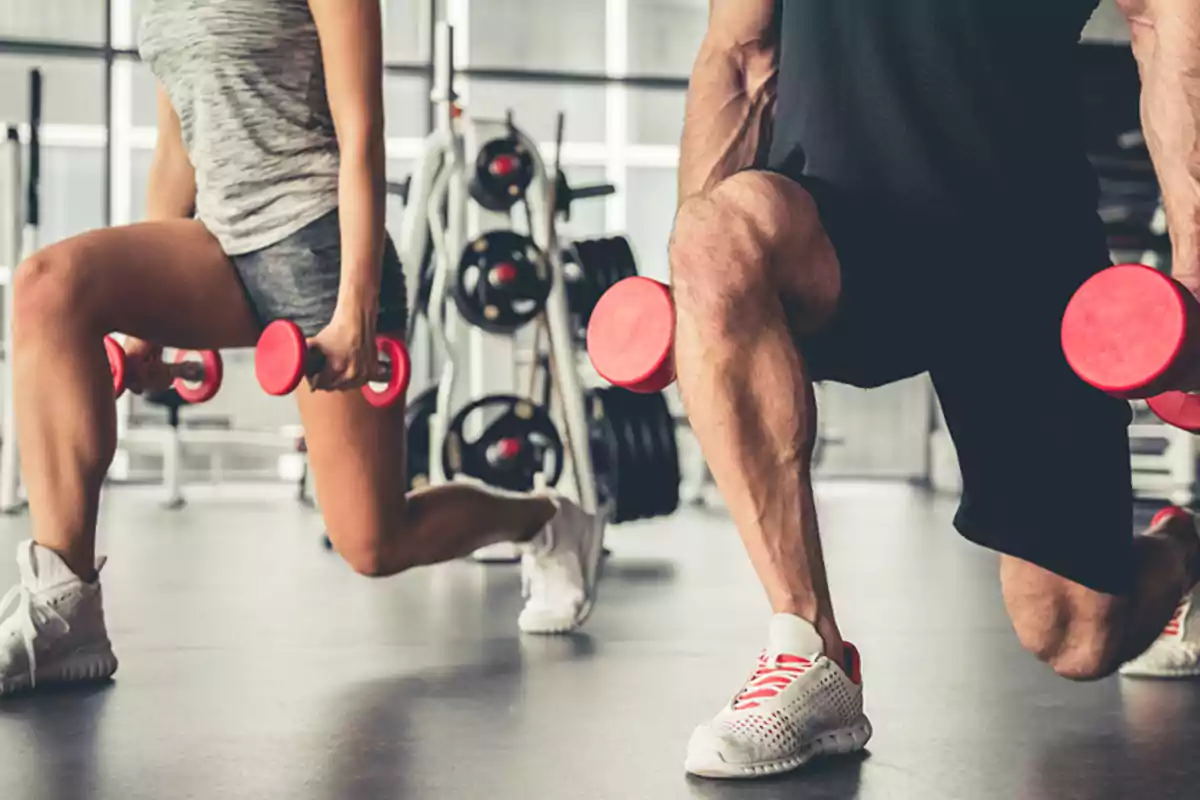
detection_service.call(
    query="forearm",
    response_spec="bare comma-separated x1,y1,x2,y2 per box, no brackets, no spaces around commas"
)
334,138,386,320
678,38,777,205
1127,7,1200,280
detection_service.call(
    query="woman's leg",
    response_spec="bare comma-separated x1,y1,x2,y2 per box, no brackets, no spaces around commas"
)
296,374,606,633
12,219,261,578
294,379,555,576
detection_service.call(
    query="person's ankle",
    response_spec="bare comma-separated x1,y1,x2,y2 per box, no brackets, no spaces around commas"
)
771,605,844,663
35,541,98,584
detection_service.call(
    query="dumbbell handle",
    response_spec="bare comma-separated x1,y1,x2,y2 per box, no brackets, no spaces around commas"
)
167,361,207,383
300,348,396,382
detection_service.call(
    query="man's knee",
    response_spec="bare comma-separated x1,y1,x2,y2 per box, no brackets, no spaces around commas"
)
1005,563,1123,681
12,246,89,339
670,171,828,330
1012,618,1117,682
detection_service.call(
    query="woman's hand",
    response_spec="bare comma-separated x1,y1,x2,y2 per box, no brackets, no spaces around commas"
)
123,337,173,395
307,307,382,392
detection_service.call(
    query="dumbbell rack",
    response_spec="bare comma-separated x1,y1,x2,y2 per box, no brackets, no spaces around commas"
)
399,24,601,546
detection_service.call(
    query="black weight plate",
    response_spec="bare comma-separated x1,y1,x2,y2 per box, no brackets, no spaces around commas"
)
585,391,620,515
469,137,534,212
405,387,438,491
609,387,658,522
607,391,643,522
453,230,551,335
644,391,681,517
628,391,671,519
442,394,564,492
609,235,639,280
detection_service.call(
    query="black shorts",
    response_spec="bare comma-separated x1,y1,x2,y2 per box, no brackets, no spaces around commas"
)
228,208,408,338
782,173,1135,596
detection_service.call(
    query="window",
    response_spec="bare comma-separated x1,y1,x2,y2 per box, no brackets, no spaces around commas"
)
628,88,686,147
624,168,677,283
385,75,432,139
0,0,107,45
466,0,606,73
0,55,106,127
461,80,607,145
40,146,106,243
384,0,434,63
628,0,706,76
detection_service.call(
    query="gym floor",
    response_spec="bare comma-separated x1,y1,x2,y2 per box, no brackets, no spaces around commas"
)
0,483,1196,800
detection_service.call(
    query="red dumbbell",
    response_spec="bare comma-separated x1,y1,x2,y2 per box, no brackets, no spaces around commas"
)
1061,263,1200,431
254,319,411,408
104,336,224,403
586,277,676,394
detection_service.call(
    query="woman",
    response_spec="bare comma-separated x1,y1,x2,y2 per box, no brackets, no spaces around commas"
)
0,0,604,695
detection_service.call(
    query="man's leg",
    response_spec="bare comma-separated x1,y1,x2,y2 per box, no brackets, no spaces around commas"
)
674,172,877,779
670,171,844,659
931,285,1199,681
1001,525,1197,681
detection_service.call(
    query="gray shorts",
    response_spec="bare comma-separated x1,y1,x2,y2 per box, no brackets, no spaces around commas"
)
229,208,408,338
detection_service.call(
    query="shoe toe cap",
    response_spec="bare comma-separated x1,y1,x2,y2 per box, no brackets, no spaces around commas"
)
517,603,579,634
685,724,759,774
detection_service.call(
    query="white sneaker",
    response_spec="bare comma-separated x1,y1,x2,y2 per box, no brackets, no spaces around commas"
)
685,614,872,779
0,540,118,696
1120,587,1200,678
1120,506,1200,679
518,493,605,634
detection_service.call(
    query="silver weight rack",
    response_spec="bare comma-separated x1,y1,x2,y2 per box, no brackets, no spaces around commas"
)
397,24,602,546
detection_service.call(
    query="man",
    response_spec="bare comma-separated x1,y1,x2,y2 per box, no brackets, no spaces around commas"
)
675,0,1200,780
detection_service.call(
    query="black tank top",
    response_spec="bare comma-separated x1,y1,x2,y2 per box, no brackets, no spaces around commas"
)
768,0,1105,263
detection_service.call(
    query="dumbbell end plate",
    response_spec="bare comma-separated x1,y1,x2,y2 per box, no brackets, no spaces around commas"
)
1147,391,1200,433
1062,264,1188,397
104,335,126,398
587,277,675,393
256,320,306,396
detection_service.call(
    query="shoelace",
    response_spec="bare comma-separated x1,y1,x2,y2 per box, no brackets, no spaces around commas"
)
0,584,69,689
731,652,814,711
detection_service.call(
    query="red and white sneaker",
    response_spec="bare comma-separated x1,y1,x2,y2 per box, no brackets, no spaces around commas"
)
684,614,872,779
1121,506,1200,679
1121,589,1200,678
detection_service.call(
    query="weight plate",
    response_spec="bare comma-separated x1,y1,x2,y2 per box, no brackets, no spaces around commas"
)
453,230,551,335
442,394,564,492
468,137,535,212
590,386,680,523
406,387,438,490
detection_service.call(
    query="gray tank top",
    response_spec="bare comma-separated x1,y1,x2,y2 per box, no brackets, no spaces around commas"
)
138,0,340,255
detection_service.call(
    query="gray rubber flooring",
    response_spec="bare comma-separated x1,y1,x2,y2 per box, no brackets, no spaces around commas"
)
0,483,1196,800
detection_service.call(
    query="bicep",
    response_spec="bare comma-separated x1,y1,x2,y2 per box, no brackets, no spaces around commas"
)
308,0,384,148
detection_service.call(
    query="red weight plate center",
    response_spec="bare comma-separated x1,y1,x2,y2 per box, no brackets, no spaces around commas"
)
587,277,674,387
489,154,519,177
494,438,522,461
1061,265,1187,395
491,263,518,285
255,321,307,396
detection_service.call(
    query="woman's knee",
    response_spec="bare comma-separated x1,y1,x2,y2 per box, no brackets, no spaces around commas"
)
330,517,417,578
12,245,91,340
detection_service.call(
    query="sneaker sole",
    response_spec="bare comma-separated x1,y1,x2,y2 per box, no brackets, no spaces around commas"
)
685,716,873,780
519,510,607,635
0,647,119,697
1120,664,1200,679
